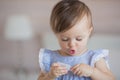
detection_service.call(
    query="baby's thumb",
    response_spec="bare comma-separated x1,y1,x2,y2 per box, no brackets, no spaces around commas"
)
52,63,59,67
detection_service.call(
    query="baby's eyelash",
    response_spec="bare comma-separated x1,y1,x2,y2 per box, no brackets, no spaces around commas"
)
76,38,82,41
61,38,69,41
61,37,82,41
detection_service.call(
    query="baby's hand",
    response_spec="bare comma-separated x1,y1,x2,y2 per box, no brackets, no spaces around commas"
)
70,63,93,77
48,63,68,78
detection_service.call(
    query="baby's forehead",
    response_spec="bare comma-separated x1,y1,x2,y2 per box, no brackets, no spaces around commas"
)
59,32,86,38
69,17,90,30
76,15,90,25
63,15,90,33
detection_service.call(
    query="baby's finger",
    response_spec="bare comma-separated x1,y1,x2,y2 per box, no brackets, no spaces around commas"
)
73,67,80,74
51,63,60,70
60,69,68,74
76,70,82,76
52,63,60,67
56,66,67,73
58,69,68,75
70,64,80,71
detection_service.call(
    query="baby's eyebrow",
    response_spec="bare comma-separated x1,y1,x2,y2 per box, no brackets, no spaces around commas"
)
60,34,85,38
60,35,68,37
77,36,84,38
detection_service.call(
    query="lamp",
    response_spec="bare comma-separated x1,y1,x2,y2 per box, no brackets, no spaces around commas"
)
4,15,34,40
4,15,34,69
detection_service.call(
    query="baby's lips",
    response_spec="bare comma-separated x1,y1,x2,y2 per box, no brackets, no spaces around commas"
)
70,50,75,54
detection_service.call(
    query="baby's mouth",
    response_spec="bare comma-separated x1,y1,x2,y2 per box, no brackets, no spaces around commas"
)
70,50,75,54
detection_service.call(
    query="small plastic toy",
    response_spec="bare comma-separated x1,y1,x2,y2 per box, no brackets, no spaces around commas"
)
57,62,71,71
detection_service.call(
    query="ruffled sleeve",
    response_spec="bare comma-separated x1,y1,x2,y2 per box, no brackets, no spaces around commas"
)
39,48,51,73
91,49,110,69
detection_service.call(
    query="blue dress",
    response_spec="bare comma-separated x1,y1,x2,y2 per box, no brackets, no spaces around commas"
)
39,48,109,80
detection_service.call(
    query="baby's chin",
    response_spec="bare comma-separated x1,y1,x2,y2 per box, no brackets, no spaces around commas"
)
67,51,78,56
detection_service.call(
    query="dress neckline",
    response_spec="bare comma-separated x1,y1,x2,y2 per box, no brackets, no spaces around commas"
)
55,49,90,58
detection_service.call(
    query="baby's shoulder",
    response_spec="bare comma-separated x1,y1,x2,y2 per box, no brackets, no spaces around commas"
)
39,48,55,72
90,49,109,67
39,48,55,63
39,48,57,55
39,48,58,61
90,49,109,57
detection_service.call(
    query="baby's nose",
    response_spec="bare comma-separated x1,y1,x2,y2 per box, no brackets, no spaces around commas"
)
68,40,75,48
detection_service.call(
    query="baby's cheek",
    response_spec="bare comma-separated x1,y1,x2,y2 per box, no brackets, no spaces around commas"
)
60,43,67,48
61,46,68,51
59,42,66,48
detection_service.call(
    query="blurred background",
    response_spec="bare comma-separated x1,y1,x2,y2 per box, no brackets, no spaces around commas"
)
0,0,120,80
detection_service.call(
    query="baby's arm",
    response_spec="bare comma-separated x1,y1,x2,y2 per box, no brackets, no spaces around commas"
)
71,58,115,80
90,58,115,80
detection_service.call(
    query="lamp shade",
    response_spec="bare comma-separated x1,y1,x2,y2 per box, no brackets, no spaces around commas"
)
4,15,34,40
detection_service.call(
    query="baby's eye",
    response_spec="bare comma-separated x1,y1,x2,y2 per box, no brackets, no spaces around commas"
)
61,38,69,41
76,38,82,41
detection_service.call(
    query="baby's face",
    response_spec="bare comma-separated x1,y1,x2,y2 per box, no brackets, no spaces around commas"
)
56,15,92,56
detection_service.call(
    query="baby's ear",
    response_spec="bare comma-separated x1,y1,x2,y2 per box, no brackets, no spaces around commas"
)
89,27,93,37
90,26,93,33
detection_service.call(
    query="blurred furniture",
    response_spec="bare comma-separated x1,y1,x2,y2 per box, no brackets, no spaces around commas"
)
4,15,34,40
0,15,39,80
4,15,34,68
